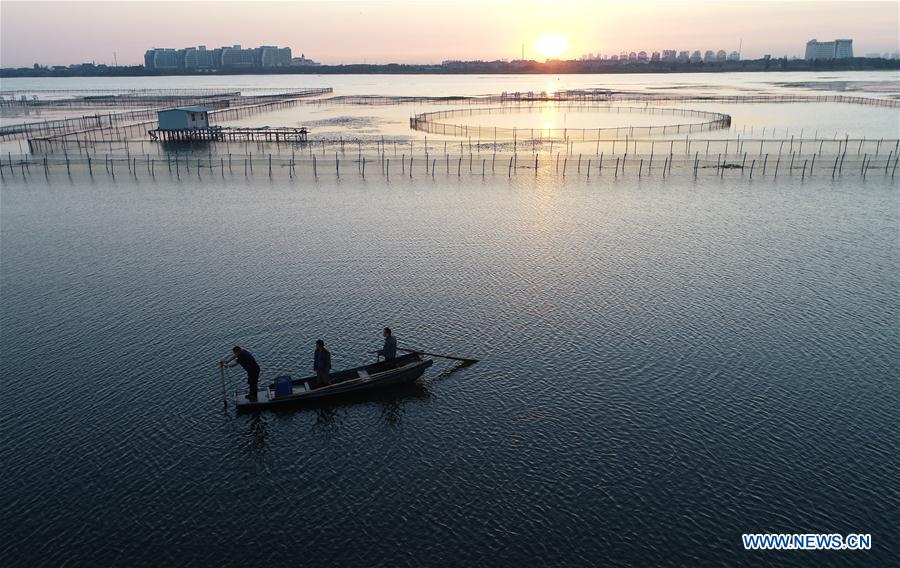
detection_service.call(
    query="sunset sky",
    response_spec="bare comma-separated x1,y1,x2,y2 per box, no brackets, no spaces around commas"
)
2,0,899,67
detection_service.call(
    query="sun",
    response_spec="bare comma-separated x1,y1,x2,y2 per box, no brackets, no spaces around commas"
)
535,34,569,59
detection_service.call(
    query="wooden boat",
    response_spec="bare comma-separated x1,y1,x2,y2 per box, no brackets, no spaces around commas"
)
235,352,433,411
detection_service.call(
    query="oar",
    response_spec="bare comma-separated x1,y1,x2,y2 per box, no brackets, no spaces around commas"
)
397,347,479,365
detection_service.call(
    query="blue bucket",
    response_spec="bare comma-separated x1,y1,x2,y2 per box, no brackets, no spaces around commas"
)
274,375,293,397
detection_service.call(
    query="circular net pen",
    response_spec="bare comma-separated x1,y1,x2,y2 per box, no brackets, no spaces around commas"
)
410,104,731,141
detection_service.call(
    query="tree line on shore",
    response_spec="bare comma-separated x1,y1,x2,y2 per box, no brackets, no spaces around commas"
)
3,57,899,78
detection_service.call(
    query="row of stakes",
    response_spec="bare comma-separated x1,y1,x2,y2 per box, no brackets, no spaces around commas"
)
2,149,899,182
21,134,900,162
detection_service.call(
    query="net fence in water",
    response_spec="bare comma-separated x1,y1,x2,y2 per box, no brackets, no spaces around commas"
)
3,142,897,182
1,88,333,143
8,91,900,156
317,92,900,108
16,134,900,164
410,104,732,140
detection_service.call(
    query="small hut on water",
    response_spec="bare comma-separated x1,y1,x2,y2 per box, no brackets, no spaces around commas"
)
149,105,308,143
157,106,210,130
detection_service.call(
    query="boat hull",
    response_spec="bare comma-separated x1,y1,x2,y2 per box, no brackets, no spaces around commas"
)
235,353,432,411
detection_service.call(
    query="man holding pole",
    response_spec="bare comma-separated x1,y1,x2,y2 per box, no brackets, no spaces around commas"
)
221,346,261,401
313,339,331,388
378,327,397,361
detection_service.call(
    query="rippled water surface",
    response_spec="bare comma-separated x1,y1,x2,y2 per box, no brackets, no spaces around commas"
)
2,72,900,567
2,167,898,567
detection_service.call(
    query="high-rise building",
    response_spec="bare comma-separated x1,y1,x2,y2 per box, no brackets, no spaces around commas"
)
220,45,257,68
662,50,677,62
650,51,661,62
184,45,221,70
690,50,702,63
677,50,690,63
704,50,716,63
834,39,853,59
727,51,741,62
805,39,853,60
144,48,182,70
805,40,832,59
260,46,292,67
716,50,727,62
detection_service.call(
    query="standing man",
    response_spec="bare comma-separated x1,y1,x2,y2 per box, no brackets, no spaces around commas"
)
313,339,331,388
378,327,397,361
221,346,260,401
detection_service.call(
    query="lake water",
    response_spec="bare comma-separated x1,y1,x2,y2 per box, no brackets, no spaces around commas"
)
4,70,899,98
1,73,899,567
4,71,899,145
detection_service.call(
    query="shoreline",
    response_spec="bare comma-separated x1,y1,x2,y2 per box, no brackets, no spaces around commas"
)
4,59,900,79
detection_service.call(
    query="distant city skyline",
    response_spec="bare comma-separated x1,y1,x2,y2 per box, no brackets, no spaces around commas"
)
2,1,899,68
143,44,320,71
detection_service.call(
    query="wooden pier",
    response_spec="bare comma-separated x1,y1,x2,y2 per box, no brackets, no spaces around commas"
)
148,126,309,143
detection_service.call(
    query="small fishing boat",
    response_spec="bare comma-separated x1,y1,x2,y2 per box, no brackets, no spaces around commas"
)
235,352,433,411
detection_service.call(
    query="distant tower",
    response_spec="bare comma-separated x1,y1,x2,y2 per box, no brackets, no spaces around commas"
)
521,44,524,60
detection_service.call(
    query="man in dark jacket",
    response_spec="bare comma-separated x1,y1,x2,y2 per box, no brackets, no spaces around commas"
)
313,339,332,388
378,327,397,361
221,346,260,401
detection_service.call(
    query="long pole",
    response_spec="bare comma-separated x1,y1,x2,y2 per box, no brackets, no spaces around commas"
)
219,364,228,408
397,347,478,364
